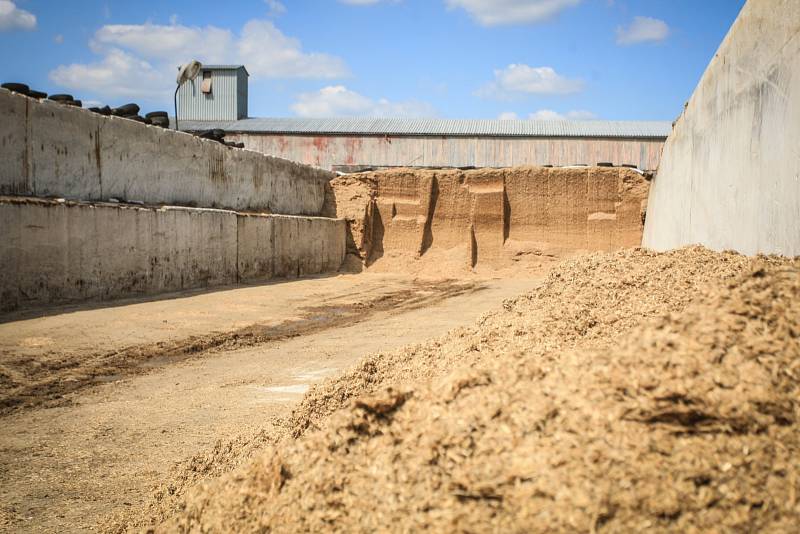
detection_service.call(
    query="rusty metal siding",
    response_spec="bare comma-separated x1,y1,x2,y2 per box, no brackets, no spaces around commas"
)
226,133,666,171
177,68,243,121
200,117,670,138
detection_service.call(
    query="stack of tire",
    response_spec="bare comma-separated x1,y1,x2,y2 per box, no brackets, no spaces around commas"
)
88,105,112,116
196,129,244,149
111,103,145,123
99,104,170,128
145,111,170,128
197,129,226,144
4,81,226,137
1,82,47,99
48,94,82,107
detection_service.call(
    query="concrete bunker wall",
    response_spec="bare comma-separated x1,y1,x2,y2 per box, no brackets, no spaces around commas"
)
642,0,800,256
330,166,648,271
0,89,332,216
0,197,346,312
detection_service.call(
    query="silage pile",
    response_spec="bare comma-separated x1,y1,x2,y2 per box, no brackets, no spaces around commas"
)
167,248,799,533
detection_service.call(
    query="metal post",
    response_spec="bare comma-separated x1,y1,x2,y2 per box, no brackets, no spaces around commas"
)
174,84,180,131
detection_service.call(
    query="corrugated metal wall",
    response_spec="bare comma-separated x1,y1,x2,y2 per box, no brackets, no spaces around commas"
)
177,69,240,121
226,134,665,171
236,69,248,119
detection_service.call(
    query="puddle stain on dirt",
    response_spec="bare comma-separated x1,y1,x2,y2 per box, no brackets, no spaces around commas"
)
0,279,483,416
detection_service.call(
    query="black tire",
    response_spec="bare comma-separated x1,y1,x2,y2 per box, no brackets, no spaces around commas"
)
2,82,30,93
621,164,638,169
597,162,613,167
198,129,225,141
28,90,47,99
48,94,74,102
88,107,101,113
99,105,112,116
151,117,170,127
113,103,140,116
68,100,82,107
234,142,245,149
122,115,146,123
145,111,168,119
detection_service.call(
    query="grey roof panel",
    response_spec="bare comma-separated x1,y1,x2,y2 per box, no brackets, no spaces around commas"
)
200,65,249,75
178,117,672,138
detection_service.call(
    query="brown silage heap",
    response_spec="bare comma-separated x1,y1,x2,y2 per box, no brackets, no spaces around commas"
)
166,247,800,532
326,166,650,275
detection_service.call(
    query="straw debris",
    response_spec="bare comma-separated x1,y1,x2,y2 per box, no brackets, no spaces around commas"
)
167,247,800,532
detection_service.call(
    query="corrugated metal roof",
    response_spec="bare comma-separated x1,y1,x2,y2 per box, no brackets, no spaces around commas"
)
177,117,672,138
201,65,249,76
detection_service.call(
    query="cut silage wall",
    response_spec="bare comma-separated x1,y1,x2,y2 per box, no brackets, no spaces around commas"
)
336,166,649,270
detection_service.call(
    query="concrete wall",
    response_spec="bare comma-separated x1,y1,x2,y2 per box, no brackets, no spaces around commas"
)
0,89,332,216
643,0,800,256
0,197,346,312
227,133,666,172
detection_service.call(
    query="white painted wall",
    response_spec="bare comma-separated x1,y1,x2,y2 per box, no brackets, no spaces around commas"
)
642,0,800,256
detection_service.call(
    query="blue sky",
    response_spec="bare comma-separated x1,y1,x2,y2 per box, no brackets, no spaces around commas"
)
0,0,745,120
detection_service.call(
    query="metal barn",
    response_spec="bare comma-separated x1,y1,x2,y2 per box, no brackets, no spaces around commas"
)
177,65,248,121
177,65,670,171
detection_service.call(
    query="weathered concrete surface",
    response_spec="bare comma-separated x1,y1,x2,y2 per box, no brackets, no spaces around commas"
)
643,0,800,256
0,90,333,216
0,90,29,195
236,214,346,281
0,197,346,312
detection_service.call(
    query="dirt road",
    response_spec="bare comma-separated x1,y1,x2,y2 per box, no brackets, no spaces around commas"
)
0,273,541,532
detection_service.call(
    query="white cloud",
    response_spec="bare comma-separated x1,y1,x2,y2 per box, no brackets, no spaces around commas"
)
54,34,64,44
562,109,596,120
528,109,563,120
446,0,580,26
499,109,597,121
50,20,348,103
90,23,233,64
238,20,348,79
529,109,596,120
0,0,36,31
478,64,584,99
265,0,286,15
50,48,169,100
291,85,435,117
616,16,669,45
